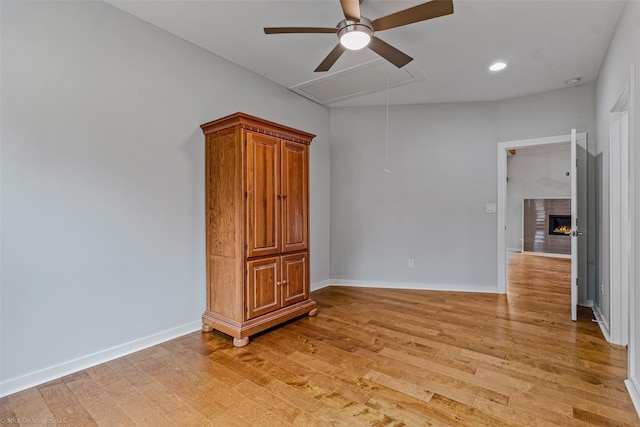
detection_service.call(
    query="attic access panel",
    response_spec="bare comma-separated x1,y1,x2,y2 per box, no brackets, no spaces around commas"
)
289,59,425,105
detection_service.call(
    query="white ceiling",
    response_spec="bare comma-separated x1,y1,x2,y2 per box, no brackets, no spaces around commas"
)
106,0,625,107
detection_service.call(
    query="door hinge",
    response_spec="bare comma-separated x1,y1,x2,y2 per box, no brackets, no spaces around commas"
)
244,191,248,198
245,243,248,250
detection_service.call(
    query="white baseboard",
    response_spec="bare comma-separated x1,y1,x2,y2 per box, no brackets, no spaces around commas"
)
506,247,522,253
522,251,571,259
0,320,201,398
311,279,331,292
327,279,499,294
580,299,594,308
626,377,640,418
593,305,611,342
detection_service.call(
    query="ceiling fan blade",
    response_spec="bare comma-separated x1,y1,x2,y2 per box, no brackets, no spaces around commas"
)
315,43,347,72
340,0,361,21
368,37,413,68
264,27,337,34
372,0,453,32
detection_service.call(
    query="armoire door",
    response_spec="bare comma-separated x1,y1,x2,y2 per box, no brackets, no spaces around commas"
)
281,252,309,307
281,141,308,253
246,132,280,258
246,257,280,320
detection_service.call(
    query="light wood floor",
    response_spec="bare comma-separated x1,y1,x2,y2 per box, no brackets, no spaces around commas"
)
1,253,638,426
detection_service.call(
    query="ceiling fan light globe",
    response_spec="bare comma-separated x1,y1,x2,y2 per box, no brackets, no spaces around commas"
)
337,19,373,51
340,30,371,50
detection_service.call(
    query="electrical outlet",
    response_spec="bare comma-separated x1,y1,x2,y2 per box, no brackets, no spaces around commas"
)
408,258,415,269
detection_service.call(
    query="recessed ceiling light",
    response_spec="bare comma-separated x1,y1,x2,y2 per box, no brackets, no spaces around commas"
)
489,62,507,72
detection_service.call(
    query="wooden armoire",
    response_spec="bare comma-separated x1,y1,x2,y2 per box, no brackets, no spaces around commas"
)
200,112,317,347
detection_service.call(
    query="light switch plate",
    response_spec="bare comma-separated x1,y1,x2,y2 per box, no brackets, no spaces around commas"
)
485,203,497,213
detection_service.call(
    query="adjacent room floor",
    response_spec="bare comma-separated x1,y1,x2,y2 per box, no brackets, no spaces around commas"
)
1,253,637,425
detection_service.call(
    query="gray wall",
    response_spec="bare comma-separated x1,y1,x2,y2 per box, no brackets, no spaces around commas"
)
1,0,331,393
496,83,596,142
330,83,595,292
506,145,571,252
330,102,498,291
594,0,640,392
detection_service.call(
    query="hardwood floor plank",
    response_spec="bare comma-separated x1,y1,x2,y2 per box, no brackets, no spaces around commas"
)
261,378,367,427
402,372,479,407
573,406,638,427
461,345,635,408
84,363,122,387
225,397,294,427
236,344,373,405
364,395,452,427
427,393,519,427
1,387,56,426
507,394,599,426
108,356,214,426
362,370,435,402
101,379,175,426
380,347,520,398
134,382,214,426
472,396,559,427
39,379,102,426
259,327,402,379
233,380,326,427
132,355,227,420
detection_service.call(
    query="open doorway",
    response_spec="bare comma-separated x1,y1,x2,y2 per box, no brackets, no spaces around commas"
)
505,145,572,317
497,132,588,321
505,145,571,257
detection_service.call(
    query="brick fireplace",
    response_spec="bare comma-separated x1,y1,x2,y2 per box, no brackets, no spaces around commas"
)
523,198,571,255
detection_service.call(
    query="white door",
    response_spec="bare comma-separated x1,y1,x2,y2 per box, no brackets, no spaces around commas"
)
570,129,588,322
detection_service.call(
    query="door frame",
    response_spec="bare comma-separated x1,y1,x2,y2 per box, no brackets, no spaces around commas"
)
619,63,638,414
497,133,585,294
609,66,635,347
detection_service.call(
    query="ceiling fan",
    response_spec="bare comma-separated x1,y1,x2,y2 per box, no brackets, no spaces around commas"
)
264,0,454,72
